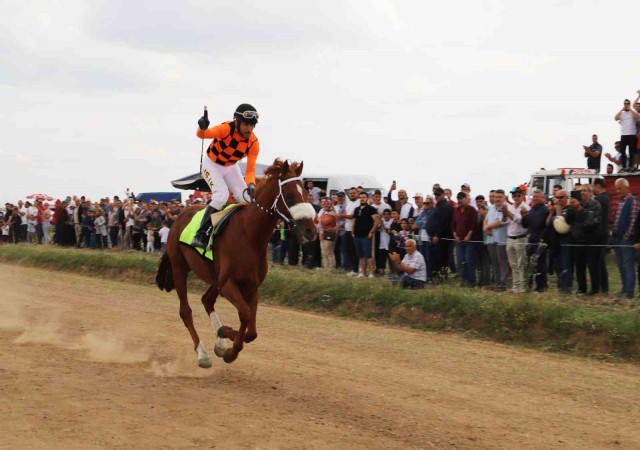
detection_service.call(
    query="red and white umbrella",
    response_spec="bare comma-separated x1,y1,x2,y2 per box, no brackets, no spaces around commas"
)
26,193,54,201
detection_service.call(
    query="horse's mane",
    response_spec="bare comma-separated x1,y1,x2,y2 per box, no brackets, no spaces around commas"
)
261,158,301,180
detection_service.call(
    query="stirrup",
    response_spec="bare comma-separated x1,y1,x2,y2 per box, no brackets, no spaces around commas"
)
191,231,210,249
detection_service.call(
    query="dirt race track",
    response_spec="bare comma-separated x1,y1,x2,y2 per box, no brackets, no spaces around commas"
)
1,264,640,449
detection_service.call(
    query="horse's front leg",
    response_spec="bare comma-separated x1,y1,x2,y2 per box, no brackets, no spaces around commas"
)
201,285,229,358
245,290,258,343
219,282,250,364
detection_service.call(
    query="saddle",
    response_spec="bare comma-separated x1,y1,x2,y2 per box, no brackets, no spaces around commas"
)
210,203,245,236
179,203,245,260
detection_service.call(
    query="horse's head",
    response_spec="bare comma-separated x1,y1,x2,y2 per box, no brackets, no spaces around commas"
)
260,159,317,242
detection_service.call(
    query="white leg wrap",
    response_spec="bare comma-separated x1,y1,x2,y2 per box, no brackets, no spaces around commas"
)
210,312,223,332
196,341,212,368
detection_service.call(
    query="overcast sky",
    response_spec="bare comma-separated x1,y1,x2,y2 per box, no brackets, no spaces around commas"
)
2,0,639,203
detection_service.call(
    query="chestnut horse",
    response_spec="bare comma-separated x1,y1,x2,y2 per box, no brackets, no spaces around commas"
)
156,159,317,367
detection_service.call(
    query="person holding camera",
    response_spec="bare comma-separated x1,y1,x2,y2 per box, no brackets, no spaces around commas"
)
546,190,573,293
388,239,427,289
565,185,602,295
583,134,603,173
614,94,640,171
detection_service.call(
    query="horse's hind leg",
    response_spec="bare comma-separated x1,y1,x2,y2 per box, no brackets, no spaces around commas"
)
173,264,211,368
201,285,229,358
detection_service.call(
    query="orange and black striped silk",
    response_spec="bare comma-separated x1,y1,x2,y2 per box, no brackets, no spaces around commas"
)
196,121,260,184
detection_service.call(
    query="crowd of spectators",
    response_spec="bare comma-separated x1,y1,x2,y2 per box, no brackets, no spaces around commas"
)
0,177,638,298
0,195,208,252
268,175,640,299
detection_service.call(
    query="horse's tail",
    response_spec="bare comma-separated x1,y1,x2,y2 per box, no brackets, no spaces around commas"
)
156,253,175,292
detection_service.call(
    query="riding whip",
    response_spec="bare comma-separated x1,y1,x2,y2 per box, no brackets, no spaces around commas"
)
199,106,207,173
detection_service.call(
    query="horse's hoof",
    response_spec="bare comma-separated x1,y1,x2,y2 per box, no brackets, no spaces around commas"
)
214,338,228,358
244,333,257,343
222,350,236,364
217,326,226,338
198,356,212,368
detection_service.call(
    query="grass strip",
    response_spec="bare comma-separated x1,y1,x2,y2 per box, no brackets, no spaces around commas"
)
1,244,639,360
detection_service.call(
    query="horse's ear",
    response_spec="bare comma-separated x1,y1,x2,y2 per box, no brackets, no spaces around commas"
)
280,160,290,178
295,161,303,177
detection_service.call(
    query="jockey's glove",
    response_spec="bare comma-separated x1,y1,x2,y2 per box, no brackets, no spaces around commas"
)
198,115,210,131
247,183,256,200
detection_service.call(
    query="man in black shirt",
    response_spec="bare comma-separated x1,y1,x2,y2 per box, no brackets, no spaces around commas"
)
426,188,453,277
353,192,380,278
522,189,551,292
583,134,603,173
566,185,602,294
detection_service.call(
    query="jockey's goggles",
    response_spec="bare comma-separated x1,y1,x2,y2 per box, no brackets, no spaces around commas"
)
235,110,259,120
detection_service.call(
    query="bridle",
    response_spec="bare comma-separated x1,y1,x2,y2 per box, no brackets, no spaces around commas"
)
246,176,304,226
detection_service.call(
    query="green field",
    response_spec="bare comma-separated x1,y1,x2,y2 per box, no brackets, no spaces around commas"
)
1,244,639,360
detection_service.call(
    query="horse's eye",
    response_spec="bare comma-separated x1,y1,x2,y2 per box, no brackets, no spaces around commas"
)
285,193,295,203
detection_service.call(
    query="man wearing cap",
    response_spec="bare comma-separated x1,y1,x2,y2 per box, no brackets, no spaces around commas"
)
547,189,573,294
460,183,477,209
426,188,453,278
451,192,478,287
503,188,530,293
522,189,551,292
410,192,425,252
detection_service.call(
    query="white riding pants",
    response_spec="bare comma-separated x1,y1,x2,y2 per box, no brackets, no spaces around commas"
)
201,157,248,210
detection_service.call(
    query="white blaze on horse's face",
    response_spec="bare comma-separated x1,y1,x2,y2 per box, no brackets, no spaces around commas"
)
279,176,316,221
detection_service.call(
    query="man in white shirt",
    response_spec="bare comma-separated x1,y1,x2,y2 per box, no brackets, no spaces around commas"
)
605,141,623,173
17,200,28,242
389,239,427,289
503,188,531,293
614,95,640,170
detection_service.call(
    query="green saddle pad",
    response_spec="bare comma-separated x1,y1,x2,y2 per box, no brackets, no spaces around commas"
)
179,208,214,260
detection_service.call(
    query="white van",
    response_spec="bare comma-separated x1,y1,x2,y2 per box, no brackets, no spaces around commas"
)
301,173,386,198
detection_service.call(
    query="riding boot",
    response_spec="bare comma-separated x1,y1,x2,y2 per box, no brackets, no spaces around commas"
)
191,205,219,249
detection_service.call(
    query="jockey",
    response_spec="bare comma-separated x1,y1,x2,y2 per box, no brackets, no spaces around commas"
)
191,103,261,248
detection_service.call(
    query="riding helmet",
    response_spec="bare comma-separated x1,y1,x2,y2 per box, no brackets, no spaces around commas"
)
234,103,259,124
